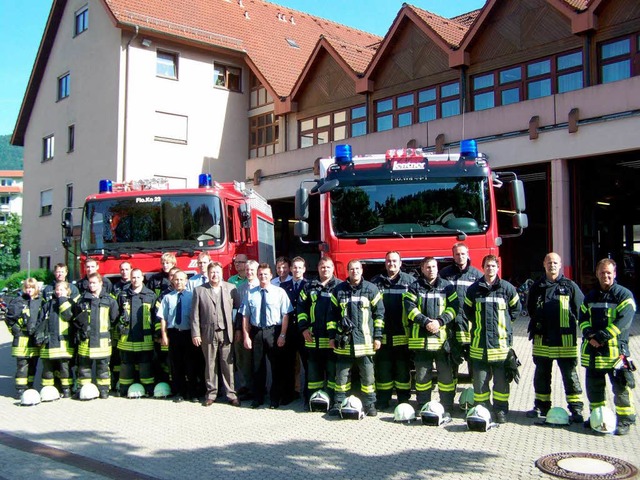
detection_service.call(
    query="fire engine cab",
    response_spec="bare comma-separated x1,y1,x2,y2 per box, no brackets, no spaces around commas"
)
63,174,275,280
294,140,527,279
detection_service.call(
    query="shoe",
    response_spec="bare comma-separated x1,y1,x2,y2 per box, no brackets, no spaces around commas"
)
366,405,377,417
251,400,262,409
328,405,340,416
15,389,25,400
204,399,215,407
269,401,280,409
377,401,390,412
526,407,543,418
442,412,452,424
494,411,507,424
99,390,109,400
173,395,184,403
228,398,241,407
615,422,632,436
190,396,200,403
570,411,584,424
61,389,71,399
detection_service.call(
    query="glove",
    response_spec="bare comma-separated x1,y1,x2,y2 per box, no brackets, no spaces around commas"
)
118,320,130,336
449,340,465,366
504,348,521,384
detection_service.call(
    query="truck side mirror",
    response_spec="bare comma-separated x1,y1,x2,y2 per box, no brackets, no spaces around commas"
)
294,221,309,237
239,204,251,229
510,180,526,212
295,187,309,220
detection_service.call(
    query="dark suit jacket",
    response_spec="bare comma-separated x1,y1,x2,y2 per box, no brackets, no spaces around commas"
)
191,281,240,344
280,279,307,324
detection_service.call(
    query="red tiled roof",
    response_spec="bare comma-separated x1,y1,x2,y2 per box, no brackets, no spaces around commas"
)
321,35,379,75
562,0,590,10
0,170,24,177
405,4,470,48
450,9,482,28
104,0,381,97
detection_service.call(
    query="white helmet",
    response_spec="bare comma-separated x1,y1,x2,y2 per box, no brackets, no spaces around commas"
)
40,385,61,402
309,390,331,412
127,383,146,399
420,401,447,426
394,403,416,423
590,406,617,434
79,383,100,401
20,389,41,406
153,382,172,399
466,405,492,432
340,395,364,420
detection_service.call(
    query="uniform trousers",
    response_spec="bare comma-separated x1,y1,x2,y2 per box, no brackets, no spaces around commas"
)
167,329,199,399
375,344,411,404
472,359,510,412
251,325,284,404
334,355,376,407
532,356,583,413
414,349,455,409
78,356,110,392
586,368,636,423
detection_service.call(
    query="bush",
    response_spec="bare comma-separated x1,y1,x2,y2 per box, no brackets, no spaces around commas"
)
0,269,54,293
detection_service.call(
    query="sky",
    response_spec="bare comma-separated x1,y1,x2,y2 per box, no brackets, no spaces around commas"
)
0,0,486,137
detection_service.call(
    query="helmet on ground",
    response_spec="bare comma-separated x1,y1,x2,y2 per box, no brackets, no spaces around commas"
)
309,390,331,412
20,389,41,406
40,385,61,402
340,395,364,420
79,383,100,401
127,383,146,399
420,401,445,426
459,387,475,411
153,382,172,399
590,406,616,434
466,405,492,432
394,403,416,423
545,407,570,426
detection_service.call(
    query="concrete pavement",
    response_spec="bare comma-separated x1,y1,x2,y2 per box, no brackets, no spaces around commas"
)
0,315,638,480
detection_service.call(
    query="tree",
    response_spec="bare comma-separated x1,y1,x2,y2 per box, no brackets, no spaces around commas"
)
0,213,21,279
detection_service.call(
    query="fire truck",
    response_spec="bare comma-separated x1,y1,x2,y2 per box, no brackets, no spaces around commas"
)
294,140,527,279
62,174,275,280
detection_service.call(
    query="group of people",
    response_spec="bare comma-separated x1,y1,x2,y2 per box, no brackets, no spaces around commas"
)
3,245,636,435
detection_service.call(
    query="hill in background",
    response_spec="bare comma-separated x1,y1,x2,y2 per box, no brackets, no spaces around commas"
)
0,135,24,170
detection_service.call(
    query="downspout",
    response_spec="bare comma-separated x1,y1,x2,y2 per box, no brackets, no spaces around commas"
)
122,26,139,182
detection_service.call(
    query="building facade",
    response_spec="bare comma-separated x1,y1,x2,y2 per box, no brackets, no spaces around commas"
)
12,0,640,296
0,171,23,224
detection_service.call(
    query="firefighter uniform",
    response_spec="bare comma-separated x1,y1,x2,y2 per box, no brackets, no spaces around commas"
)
281,278,308,404
463,276,520,414
5,294,42,394
527,274,584,417
371,271,415,407
579,282,636,425
73,291,120,394
330,279,385,409
78,276,113,296
439,262,482,376
117,285,158,396
38,295,75,396
404,276,459,409
297,277,340,401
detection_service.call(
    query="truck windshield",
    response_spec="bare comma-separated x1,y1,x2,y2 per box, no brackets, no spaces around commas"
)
81,194,224,252
330,178,490,238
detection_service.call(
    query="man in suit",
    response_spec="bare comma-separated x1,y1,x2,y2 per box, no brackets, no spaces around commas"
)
192,261,241,407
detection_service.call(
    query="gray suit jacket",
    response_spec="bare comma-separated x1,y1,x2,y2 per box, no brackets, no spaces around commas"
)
191,281,240,344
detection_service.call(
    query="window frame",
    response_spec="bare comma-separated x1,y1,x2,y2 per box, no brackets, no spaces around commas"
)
74,6,89,36
40,189,53,217
156,51,178,80
42,135,55,162
214,63,242,92
598,34,640,84
298,105,366,149
249,112,279,158
58,73,70,101
67,124,75,153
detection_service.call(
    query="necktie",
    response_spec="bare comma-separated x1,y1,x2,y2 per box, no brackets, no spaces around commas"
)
260,289,268,328
294,282,299,296
176,292,183,326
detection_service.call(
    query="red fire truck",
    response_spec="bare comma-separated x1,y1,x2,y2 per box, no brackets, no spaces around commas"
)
294,140,527,279
63,174,275,280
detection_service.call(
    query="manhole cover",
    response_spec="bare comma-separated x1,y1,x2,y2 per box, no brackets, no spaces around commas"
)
536,452,638,479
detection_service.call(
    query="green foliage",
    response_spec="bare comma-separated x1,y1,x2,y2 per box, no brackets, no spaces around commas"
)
0,213,21,278
0,268,54,292
0,135,23,169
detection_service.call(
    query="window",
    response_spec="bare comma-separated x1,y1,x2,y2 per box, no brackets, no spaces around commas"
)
157,51,178,79
42,135,55,162
0,196,10,205
249,113,279,158
74,6,88,36
39,256,51,271
599,35,640,84
40,190,53,216
154,112,188,144
68,125,75,152
58,73,70,100
1,179,13,186
298,105,366,148
67,184,73,209
249,73,273,108
214,64,241,92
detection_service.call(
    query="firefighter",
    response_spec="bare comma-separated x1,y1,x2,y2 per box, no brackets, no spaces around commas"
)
77,258,113,296
404,257,459,417
298,257,341,406
117,268,158,397
439,242,482,380
526,252,585,422
580,258,637,436
146,252,176,296
371,251,415,410
462,255,521,424
73,273,120,398
5,278,43,398
37,281,76,397
329,259,385,417
110,260,133,390
41,263,80,301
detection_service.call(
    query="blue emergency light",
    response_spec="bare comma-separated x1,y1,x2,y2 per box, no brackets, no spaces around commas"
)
199,173,212,188
335,144,353,164
460,139,478,158
99,179,113,193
